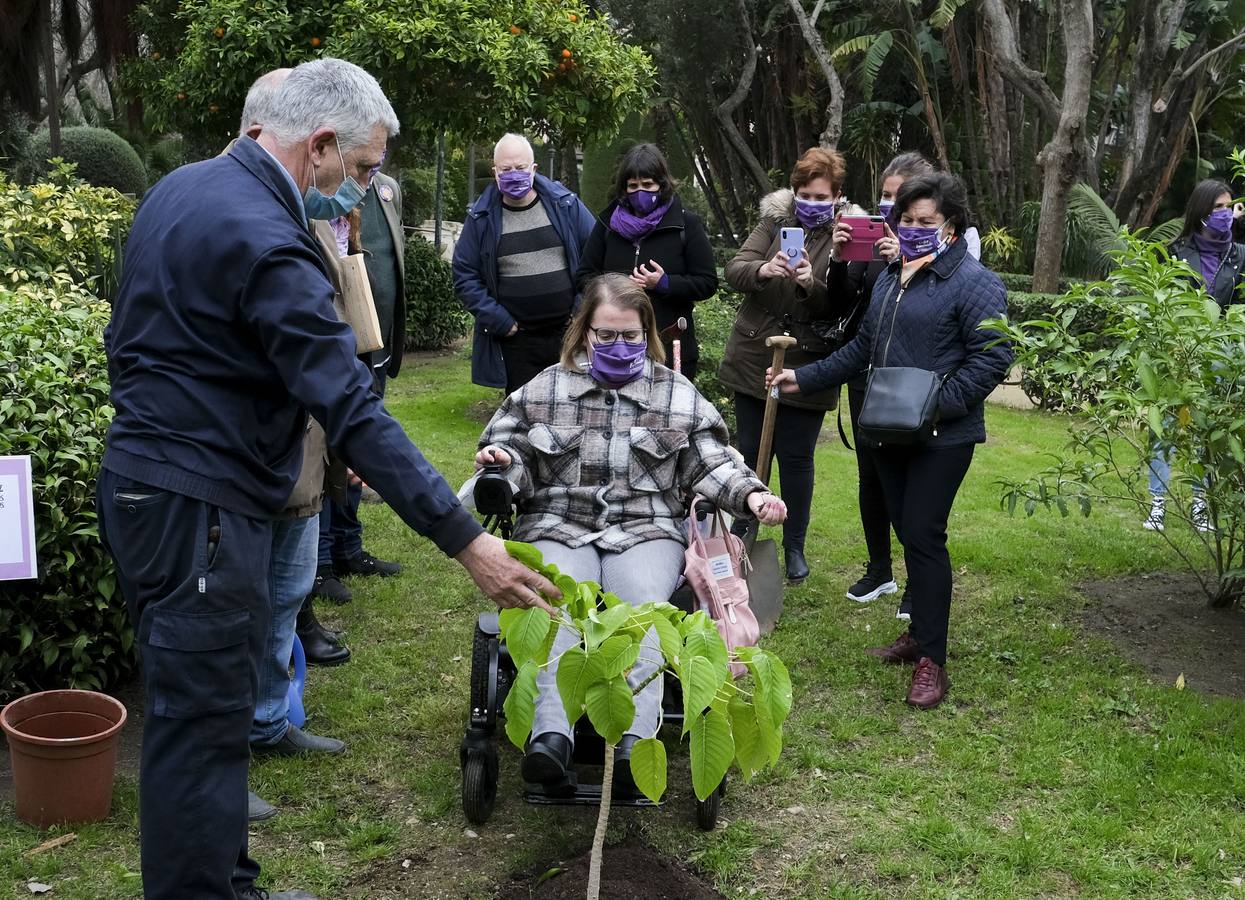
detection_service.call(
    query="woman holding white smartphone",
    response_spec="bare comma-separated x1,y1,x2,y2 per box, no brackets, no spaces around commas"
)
719,147,859,584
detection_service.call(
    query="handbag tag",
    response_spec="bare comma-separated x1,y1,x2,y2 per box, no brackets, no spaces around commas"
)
709,554,734,581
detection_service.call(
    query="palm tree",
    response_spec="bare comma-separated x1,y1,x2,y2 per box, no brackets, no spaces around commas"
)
1067,182,1184,274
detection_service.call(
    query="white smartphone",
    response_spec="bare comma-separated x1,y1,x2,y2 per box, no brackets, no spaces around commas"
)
780,227,805,267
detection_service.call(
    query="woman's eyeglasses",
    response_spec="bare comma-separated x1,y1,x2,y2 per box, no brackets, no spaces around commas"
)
589,327,644,344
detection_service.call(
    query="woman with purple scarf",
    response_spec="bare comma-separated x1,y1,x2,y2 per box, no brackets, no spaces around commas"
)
1143,179,1245,532
574,143,718,380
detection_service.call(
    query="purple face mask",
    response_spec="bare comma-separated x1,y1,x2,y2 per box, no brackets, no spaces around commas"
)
878,199,894,218
498,169,534,199
588,339,647,387
1204,207,1234,236
897,224,944,260
794,197,837,230
626,189,661,214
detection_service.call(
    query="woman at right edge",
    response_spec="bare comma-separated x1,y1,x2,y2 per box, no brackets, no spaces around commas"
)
767,173,1013,709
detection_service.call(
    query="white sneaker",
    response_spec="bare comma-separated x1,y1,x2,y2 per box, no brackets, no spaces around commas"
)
1143,496,1165,532
1191,497,1213,533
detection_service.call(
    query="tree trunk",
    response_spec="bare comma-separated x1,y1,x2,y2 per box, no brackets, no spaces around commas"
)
667,103,737,244
714,0,771,199
586,744,615,900
785,0,843,148
1031,0,1094,293
42,0,60,157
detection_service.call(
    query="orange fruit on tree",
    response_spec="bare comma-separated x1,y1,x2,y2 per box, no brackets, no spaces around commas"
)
151,51,161,60
176,91,187,101
561,48,572,58
310,36,322,47
213,26,224,37
569,13,578,22
509,24,521,34
209,104,219,113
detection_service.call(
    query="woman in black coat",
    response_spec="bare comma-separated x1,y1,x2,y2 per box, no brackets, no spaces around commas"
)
575,143,718,379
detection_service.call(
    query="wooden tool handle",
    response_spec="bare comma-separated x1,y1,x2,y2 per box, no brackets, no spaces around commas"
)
756,335,798,485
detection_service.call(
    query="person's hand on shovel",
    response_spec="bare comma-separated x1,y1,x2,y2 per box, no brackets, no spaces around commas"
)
747,490,788,525
765,366,802,395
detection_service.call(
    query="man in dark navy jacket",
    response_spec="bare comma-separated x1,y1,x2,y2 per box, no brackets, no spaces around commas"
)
96,59,557,900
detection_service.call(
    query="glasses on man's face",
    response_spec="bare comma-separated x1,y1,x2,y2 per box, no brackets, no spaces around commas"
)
589,326,644,344
496,163,531,174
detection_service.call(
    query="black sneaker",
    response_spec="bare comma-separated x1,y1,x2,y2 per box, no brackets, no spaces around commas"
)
896,589,912,621
335,551,402,578
310,566,352,605
846,562,899,603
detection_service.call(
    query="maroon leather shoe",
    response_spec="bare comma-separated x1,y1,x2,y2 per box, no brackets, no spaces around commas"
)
865,631,921,664
906,657,950,709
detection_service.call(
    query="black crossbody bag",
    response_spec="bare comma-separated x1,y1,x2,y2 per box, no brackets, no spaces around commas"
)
856,278,945,446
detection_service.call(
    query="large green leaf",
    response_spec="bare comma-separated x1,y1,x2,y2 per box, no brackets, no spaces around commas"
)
503,661,539,749
749,650,793,764
504,540,547,572
585,676,634,746
555,645,596,723
584,602,632,650
728,694,768,781
683,628,728,672
689,708,734,801
594,634,641,679
501,606,553,669
680,654,725,731
629,737,667,803
652,614,683,670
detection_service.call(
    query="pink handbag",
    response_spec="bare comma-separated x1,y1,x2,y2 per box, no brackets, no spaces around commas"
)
684,501,759,677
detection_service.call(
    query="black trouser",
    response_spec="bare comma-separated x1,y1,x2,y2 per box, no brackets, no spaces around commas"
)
847,381,897,570
870,444,975,667
733,391,826,552
319,363,387,567
97,468,272,898
500,322,567,394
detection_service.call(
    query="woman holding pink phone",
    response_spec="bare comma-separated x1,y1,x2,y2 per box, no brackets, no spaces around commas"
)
719,147,860,584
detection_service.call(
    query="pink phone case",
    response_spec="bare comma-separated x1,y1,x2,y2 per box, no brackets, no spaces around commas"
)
839,216,886,262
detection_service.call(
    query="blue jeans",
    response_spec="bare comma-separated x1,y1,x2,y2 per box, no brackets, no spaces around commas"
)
250,515,319,746
318,365,385,568
1147,448,1207,498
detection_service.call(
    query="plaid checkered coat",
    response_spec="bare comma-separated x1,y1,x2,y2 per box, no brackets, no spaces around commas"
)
478,356,765,550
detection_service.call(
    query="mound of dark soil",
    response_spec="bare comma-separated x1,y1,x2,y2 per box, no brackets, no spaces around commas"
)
1080,571,1245,698
495,840,725,900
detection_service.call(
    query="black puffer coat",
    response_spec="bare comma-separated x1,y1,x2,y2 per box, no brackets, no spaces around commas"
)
574,196,718,377
795,238,1013,448
1169,237,1245,310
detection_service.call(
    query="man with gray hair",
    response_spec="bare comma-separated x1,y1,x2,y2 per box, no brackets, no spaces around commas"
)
97,58,559,900
453,132,595,392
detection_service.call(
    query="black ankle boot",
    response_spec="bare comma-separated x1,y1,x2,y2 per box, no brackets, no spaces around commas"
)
296,598,351,667
784,546,810,583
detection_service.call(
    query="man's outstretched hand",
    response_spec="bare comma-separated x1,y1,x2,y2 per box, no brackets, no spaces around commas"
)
454,533,559,615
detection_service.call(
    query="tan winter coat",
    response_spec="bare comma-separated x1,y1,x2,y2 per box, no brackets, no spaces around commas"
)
720,189,856,411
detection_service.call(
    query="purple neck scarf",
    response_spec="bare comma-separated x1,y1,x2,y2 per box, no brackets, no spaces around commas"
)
609,200,672,244
1192,229,1230,289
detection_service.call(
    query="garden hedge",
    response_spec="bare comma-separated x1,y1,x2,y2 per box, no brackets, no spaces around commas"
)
30,126,148,197
403,234,471,352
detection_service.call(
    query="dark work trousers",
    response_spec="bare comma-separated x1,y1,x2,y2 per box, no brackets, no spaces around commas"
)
318,365,387,568
733,391,826,552
500,322,567,394
870,444,975,667
96,467,273,898
847,381,897,570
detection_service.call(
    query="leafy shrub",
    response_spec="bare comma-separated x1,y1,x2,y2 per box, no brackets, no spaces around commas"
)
0,163,133,301
1003,289,1109,410
0,287,132,701
30,126,148,196
0,99,33,179
404,234,470,351
990,235,1245,606
693,288,741,435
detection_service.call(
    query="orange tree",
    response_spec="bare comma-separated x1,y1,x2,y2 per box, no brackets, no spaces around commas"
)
124,0,654,149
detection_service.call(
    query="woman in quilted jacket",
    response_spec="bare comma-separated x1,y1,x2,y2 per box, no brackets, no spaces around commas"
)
472,273,786,794
768,173,1013,710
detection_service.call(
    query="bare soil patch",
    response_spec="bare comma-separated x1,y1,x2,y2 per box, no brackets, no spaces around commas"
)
495,840,725,900
1079,571,1245,698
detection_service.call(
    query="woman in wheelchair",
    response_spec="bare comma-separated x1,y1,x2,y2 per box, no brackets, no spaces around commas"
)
473,273,787,792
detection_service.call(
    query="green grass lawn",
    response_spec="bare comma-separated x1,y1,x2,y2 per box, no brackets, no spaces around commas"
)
4,348,1245,899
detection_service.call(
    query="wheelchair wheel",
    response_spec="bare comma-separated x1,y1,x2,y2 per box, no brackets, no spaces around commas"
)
461,750,497,825
695,781,725,831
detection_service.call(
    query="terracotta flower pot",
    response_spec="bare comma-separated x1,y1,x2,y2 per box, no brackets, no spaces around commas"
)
2,689,127,829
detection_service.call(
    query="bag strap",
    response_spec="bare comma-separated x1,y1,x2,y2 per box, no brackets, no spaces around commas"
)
837,399,854,451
